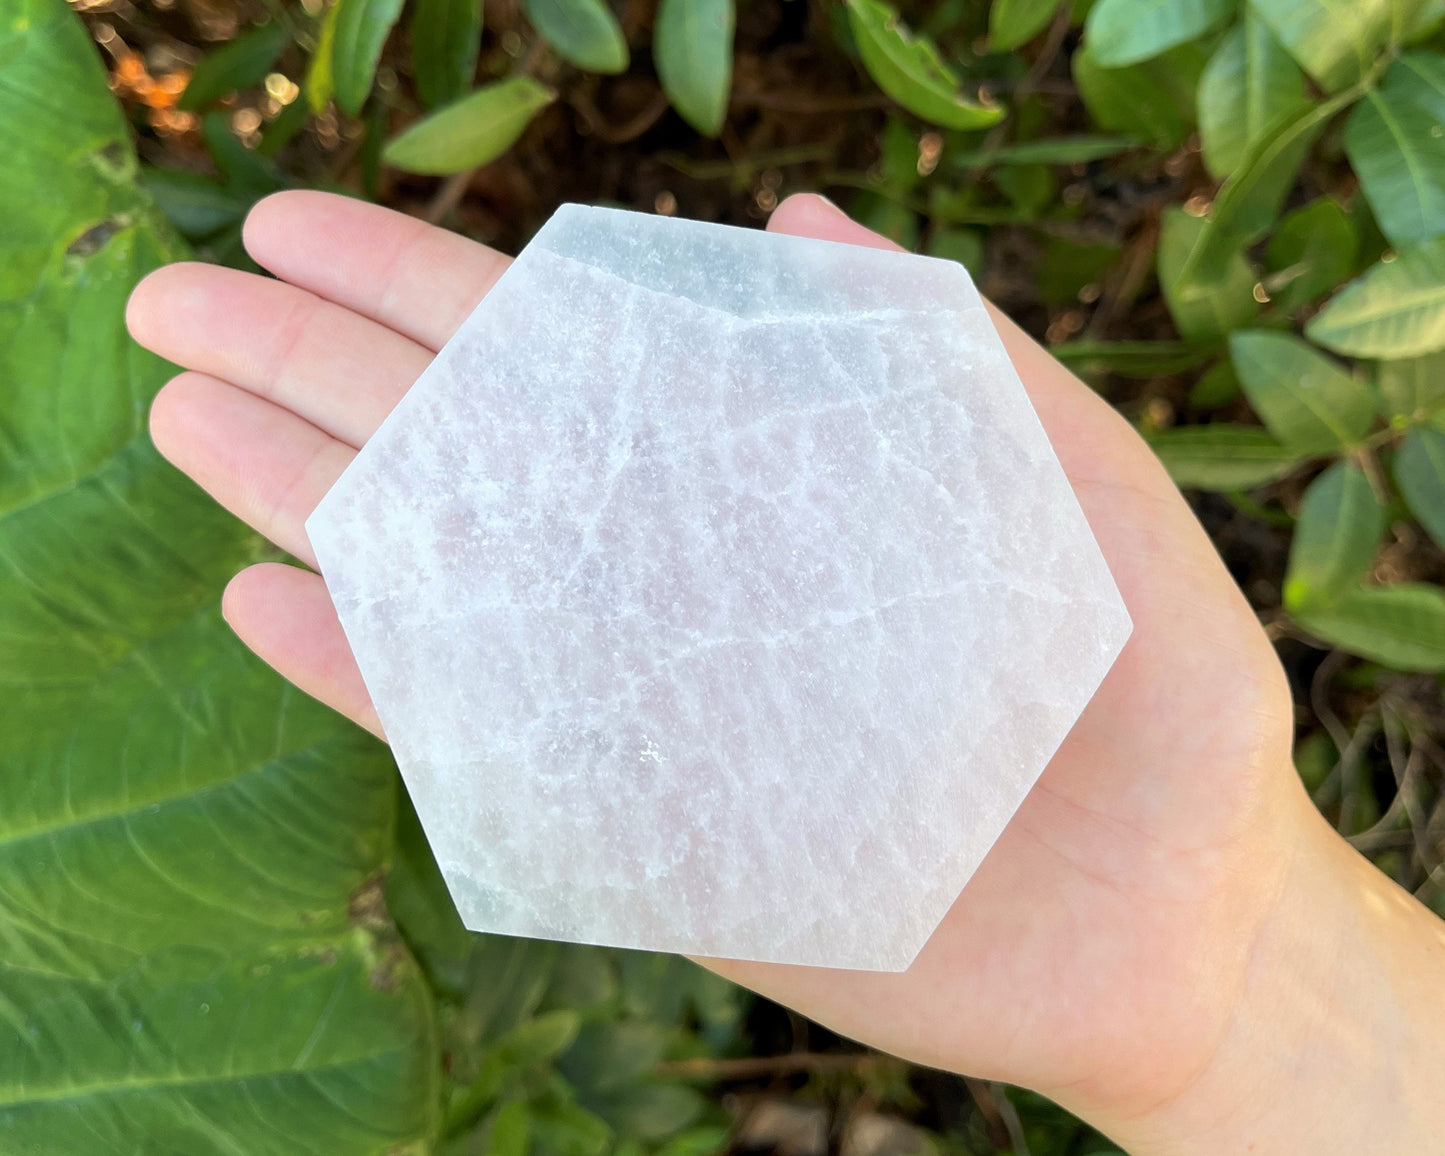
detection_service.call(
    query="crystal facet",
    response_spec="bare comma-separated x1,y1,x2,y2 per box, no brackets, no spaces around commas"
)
306,205,1131,971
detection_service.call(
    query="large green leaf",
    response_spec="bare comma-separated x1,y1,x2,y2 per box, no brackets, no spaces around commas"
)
1376,351,1445,419
1085,0,1236,68
1283,461,1386,610
1158,207,1259,341
1264,197,1357,309
1345,54,1445,248
409,0,484,109
178,22,289,110
1248,0,1395,90
0,1,437,1149
383,77,555,175
331,0,407,116
989,0,1064,50
1293,584,1445,669
1394,425,1445,545
1229,330,1376,450
845,0,1005,130
1197,11,1306,178
1072,41,1208,149
654,0,735,136
1146,424,1304,489
525,0,629,74
1307,237,1445,358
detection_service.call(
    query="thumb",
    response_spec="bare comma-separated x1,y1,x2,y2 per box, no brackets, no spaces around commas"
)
767,192,905,251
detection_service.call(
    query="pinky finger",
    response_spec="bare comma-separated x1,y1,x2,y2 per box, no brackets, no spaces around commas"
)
223,562,384,738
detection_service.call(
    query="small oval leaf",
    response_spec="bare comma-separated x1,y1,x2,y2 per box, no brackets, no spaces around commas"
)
846,0,1004,130
525,0,628,74
1229,330,1376,451
1394,425,1445,547
1293,583,1445,670
654,0,734,136
1146,424,1304,490
383,76,555,174
1283,460,1386,611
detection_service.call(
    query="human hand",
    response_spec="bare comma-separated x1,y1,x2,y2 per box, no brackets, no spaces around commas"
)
126,191,1445,1154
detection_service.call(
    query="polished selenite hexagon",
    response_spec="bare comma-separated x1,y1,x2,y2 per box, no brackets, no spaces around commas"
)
306,205,1131,971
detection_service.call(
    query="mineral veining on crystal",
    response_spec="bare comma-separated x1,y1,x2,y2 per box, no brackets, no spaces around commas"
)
306,205,1131,971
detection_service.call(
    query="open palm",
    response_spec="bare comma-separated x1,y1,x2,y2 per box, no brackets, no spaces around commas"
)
127,190,1307,1126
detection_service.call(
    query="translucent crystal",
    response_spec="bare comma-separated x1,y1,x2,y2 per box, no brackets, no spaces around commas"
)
307,205,1131,971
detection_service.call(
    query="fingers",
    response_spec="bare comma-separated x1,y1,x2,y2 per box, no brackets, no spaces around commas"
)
223,563,382,736
242,191,511,351
150,373,354,567
128,262,431,448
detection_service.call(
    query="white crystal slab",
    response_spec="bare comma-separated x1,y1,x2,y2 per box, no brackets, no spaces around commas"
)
307,205,1131,971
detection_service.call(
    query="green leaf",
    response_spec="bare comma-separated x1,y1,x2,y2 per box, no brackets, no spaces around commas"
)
489,1099,533,1156
1085,0,1236,68
525,0,629,73
409,0,484,108
1283,461,1386,610
1293,584,1445,669
1248,0,1396,90
989,0,1064,50
179,22,288,110
332,0,406,116
1394,424,1445,545
1345,55,1445,248
140,166,251,238
1376,351,1445,419
1158,206,1259,341
1229,330,1376,450
947,135,1137,167
0,0,438,1149
1147,425,1305,488
384,76,555,174
926,226,986,275
1072,40,1208,148
845,0,1005,130
1307,237,1445,358
1197,11,1306,178
1177,89,1352,289
591,1083,703,1143
1054,339,1218,376
306,0,340,112
1265,197,1357,309
654,0,734,135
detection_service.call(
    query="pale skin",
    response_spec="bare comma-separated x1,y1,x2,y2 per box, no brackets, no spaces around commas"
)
126,191,1445,1154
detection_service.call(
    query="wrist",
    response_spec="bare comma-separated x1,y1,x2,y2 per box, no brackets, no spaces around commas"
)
1073,787,1445,1154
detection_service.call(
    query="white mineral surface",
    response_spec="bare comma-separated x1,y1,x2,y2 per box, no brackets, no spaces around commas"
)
307,205,1131,971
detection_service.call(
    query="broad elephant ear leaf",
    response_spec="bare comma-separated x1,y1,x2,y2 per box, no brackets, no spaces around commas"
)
0,1,438,1150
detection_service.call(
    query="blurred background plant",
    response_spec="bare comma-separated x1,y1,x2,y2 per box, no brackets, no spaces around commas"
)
4,0,1445,1151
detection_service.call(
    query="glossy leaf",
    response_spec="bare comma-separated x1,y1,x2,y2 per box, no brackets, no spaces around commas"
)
845,0,1005,130
332,0,406,116
409,0,484,108
1345,54,1445,248
1229,330,1376,450
1376,352,1445,419
1147,425,1304,489
1158,207,1259,341
989,0,1064,50
1072,41,1208,148
1307,237,1445,358
1085,0,1236,68
1293,584,1445,670
654,0,734,135
1197,11,1306,178
0,0,438,1149
1283,461,1386,610
384,76,555,174
525,0,629,74
1176,89,1351,289
178,22,288,109
1248,0,1396,91
1265,197,1357,310
1395,425,1445,545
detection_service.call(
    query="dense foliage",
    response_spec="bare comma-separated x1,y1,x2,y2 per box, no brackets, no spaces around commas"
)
4,0,1444,1151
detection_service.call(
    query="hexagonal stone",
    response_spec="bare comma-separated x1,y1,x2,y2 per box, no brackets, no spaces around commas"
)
306,205,1131,970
